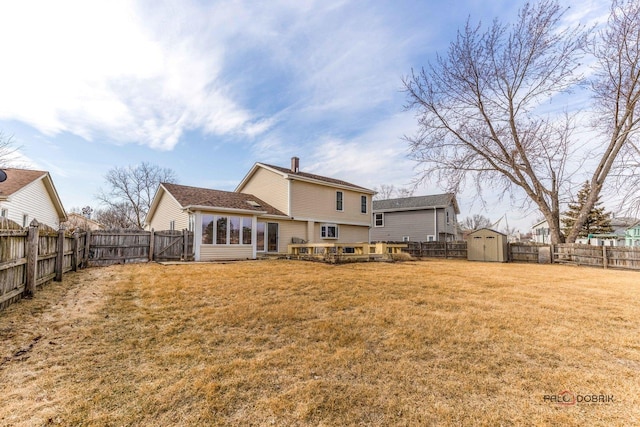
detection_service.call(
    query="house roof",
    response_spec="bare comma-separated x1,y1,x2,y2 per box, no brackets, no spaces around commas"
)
236,161,376,194
63,213,105,230
0,168,67,221
0,168,48,197
373,193,460,214
157,183,287,216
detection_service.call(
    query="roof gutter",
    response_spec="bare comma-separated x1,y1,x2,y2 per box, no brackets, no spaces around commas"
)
183,205,268,216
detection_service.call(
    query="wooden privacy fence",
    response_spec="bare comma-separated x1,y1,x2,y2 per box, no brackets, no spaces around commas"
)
1,219,88,311
1,220,194,311
401,240,640,270
401,241,468,259
554,243,640,270
86,229,194,266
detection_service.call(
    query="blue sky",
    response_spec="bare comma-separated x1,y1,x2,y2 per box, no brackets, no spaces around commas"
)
0,0,609,232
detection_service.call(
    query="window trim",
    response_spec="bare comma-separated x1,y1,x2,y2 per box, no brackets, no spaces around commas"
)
202,214,253,246
321,223,338,239
374,212,384,227
336,191,344,212
360,195,367,214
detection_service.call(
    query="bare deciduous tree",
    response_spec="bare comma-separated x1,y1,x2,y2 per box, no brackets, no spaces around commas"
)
0,132,20,169
373,184,415,200
96,162,177,229
460,214,493,231
403,0,640,243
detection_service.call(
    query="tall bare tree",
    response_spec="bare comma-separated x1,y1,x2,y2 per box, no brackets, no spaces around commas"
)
403,0,640,243
460,214,493,231
0,132,20,169
96,162,177,229
373,184,415,200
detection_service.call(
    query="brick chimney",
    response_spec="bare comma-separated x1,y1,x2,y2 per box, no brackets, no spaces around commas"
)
291,156,300,173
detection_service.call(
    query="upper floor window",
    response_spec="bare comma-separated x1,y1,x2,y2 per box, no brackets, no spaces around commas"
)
336,191,343,211
374,213,384,227
361,195,367,214
0,208,7,218
446,211,450,225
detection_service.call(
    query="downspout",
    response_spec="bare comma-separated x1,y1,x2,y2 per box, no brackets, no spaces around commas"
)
434,207,438,242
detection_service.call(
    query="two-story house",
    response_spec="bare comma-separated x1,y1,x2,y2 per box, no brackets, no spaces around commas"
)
145,158,375,261
0,168,67,229
370,194,460,242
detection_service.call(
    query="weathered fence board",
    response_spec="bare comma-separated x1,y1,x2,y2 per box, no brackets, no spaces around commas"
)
402,241,467,259
555,243,640,270
1,219,194,311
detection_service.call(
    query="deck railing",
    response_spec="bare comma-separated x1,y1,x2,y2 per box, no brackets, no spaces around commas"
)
288,242,407,262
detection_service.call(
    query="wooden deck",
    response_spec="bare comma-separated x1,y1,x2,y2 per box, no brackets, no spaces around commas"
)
287,242,407,263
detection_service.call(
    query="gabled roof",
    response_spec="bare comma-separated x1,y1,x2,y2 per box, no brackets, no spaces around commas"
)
236,162,376,194
373,193,460,214
0,168,67,221
150,183,287,218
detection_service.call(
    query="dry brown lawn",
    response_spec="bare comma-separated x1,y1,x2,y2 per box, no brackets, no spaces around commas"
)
1,259,639,426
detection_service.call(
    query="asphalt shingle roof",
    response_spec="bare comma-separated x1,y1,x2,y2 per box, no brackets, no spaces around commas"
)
162,183,287,216
373,193,458,212
261,163,373,192
0,168,47,197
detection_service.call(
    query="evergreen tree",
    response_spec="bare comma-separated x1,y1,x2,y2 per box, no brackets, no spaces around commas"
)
561,181,613,238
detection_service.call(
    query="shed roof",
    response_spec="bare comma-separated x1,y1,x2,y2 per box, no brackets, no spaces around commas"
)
373,193,459,214
159,183,287,216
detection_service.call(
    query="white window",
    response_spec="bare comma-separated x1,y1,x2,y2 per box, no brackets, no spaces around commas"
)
402,236,410,242
321,224,338,239
374,213,384,227
22,214,29,227
169,220,175,231
336,191,344,211
427,235,435,242
0,208,7,218
201,214,252,245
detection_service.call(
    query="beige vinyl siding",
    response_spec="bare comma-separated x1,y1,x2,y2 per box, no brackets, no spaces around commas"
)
2,179,61,228
260,219,306,253
370,210,437,242
199,246,253,261
240,167,289,214
313,223,369,243
290,180,371,225
147,191,189,231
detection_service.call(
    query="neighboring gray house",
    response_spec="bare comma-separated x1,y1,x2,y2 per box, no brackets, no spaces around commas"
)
370,193,460,242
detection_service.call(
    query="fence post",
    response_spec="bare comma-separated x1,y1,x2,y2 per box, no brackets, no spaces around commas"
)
603,245,608,269
83,230,91,267
25,219,40,297
55,225,65,281
182,229,188,260
72,230,79,271
149,229,155,262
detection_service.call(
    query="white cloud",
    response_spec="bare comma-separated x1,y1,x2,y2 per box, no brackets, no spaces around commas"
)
0,0,257,150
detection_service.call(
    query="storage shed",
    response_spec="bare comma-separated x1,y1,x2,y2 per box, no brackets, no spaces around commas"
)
467,228,508,262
